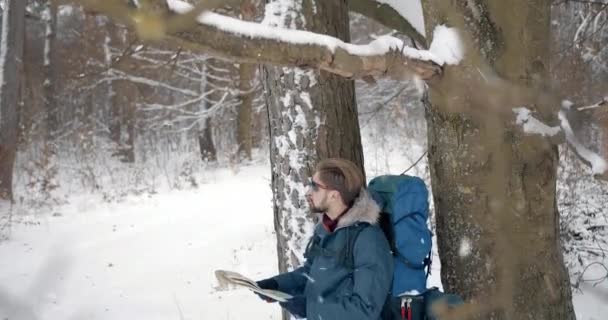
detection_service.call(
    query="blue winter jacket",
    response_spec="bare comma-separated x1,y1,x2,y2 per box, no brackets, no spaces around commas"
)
272,190,393,320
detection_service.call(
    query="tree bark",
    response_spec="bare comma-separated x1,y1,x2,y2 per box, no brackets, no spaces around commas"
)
0,0,26,202
422,0,575,319
237,63,255,161
264,0,363,284
235,0,258,162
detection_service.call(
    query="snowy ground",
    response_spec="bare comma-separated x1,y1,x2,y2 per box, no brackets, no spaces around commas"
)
0,167,280,320
0,163,606,319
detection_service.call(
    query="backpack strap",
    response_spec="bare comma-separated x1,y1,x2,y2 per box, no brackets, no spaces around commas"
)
341,222,371,270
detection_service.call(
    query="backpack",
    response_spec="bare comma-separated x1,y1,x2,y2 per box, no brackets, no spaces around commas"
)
345,174,464,320
368,174,433,295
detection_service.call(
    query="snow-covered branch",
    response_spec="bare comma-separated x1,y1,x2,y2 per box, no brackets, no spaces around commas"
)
62,0,462,81
513,101,608,181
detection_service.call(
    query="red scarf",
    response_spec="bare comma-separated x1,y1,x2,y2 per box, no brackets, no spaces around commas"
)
322,206,351,233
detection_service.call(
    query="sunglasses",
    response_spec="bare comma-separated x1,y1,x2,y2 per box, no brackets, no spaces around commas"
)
309,178,329,191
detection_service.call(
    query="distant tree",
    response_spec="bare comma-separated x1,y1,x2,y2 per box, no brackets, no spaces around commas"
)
43,0,59,143
0,0,26,202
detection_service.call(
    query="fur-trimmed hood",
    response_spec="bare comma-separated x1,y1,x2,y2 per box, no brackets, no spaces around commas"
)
335,188,380,229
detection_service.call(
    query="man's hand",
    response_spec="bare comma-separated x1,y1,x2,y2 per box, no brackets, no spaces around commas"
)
255,292,277,303
255,278,279,303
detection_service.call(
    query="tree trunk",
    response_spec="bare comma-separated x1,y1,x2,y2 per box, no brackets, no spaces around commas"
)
0,0,26,202
198,118,217,162
235,1,259,162
108,24,137,163
422,0,575,319
109,78,138,163
44,0,58,143
237,63,255,161
263,0,363,283
199,57,237,162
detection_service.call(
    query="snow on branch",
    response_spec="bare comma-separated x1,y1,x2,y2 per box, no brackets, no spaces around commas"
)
513,101,608,181
558,109,608,178
513,107,562,137
65,0,465,81
165,0,446,80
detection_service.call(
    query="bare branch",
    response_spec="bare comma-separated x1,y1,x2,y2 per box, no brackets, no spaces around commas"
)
559,109,607,181
511,102,608,182
577,96,608,112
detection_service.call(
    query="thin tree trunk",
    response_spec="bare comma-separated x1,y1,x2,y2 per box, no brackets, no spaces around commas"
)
107,25,137,163
422,0,575,319
235,0,259,162
0,0,26,202
200,57,236,162
603,119,608,160
264,0,363,291
237,63,255,161
44,0,58,143
198,118,217,162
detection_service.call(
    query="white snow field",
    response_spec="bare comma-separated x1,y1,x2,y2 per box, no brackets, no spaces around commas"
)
0,163,606,319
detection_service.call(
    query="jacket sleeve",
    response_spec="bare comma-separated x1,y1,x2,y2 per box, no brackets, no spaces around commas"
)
271,256,313,296
316,227,393,320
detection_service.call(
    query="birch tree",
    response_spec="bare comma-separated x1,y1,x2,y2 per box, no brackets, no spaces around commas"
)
262,0,363,282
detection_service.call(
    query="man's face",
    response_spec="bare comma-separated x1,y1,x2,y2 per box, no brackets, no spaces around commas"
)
306,172,330,213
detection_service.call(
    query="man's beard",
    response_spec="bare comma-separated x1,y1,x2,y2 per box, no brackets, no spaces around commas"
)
307,197,327,213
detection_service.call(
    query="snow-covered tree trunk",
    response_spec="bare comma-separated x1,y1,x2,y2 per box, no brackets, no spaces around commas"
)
0,0,26,202
262,0,363,289
422,0,575,319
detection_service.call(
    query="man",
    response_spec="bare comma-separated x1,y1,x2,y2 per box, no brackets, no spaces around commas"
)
256,158,393,319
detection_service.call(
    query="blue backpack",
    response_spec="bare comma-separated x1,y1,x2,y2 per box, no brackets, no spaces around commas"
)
368,174,432,295
366,175,463,320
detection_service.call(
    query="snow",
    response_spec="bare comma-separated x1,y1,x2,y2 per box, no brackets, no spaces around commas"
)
165,0,459,66
0,166,281,319
512,106,607,176
1,158,606,319
559,111,608,175
375,0,426,37
513,107,562,137
458,238,472,257
58,5,74,17
428,25,464,65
